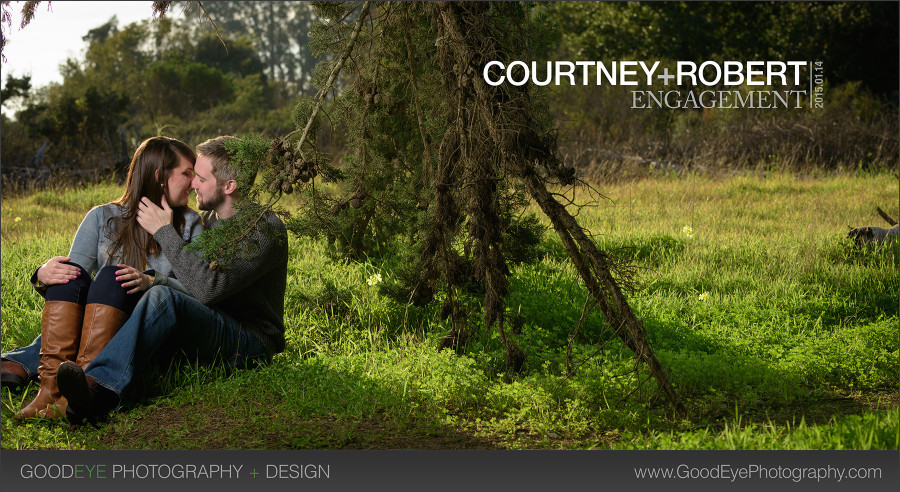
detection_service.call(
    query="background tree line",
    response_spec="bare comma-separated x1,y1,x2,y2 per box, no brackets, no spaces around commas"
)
1,1,897,188
1,1,318,186
540,1,898,180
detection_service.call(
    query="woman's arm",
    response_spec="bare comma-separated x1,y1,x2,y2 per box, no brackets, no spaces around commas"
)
66,206,103,273
30,207,102,296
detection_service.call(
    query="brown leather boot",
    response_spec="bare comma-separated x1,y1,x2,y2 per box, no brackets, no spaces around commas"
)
16,301,83,419
48,304,128,417
75,303,128,368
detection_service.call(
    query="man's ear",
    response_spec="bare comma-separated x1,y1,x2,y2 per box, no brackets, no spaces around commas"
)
223,179,238,195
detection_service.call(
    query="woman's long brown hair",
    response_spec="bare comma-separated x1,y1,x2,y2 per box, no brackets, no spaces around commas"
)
107,136,196,269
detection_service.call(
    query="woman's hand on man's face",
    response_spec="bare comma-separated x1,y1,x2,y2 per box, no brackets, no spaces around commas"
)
36,257,81,286
136,196,174,235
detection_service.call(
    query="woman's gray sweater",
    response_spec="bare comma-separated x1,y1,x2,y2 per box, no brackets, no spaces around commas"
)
32,203,203,294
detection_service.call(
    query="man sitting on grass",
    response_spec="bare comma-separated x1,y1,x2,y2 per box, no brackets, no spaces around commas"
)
57,136,289,424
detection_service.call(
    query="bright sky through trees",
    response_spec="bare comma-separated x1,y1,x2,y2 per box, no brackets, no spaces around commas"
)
2,2,156,89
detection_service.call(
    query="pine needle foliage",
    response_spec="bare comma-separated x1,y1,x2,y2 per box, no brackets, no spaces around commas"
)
177,1,683,414
0,1,44,62
183,134,282,268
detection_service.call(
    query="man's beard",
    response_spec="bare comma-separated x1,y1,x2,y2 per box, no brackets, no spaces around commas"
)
197,185,225,211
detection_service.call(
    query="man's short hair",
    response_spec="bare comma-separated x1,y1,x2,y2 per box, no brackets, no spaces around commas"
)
196,136,240,185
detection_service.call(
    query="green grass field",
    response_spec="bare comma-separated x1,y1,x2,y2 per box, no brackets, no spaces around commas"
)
2,172,897,449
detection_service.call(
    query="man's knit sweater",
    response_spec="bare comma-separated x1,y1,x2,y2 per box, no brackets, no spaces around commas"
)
153,208,288,356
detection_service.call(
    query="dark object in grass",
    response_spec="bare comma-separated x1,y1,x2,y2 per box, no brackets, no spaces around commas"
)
505,343,526,374
848,207,899,247
57,361,118,426
847,225,899,247
1,360,29,392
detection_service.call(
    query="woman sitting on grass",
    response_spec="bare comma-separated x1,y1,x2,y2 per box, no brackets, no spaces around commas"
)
0,136,203,419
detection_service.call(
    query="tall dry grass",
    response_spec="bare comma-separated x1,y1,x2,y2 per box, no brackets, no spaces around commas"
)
553,81,899,183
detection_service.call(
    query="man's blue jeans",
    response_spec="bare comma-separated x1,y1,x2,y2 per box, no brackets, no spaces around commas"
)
86,285,269,397
2,340,41,380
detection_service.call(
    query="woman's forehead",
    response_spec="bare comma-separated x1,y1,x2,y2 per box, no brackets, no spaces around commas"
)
174,154,194,170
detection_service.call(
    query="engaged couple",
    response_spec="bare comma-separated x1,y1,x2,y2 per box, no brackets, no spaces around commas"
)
1,135,288,424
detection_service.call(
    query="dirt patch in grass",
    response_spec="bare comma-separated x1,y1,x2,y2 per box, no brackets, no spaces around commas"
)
90,389,897,450
98,400,505,450
684,389,900,432
857,389,900,411
762,389,898,425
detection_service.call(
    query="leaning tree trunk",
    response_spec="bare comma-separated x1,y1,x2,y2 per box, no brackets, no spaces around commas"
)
190,0,685,417
434,2,685,415
522,173,685,415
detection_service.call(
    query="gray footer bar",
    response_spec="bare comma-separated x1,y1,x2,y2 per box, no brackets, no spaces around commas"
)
1,449,898,492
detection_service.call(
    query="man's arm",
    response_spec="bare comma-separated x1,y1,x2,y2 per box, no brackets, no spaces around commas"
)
152,214,287,305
